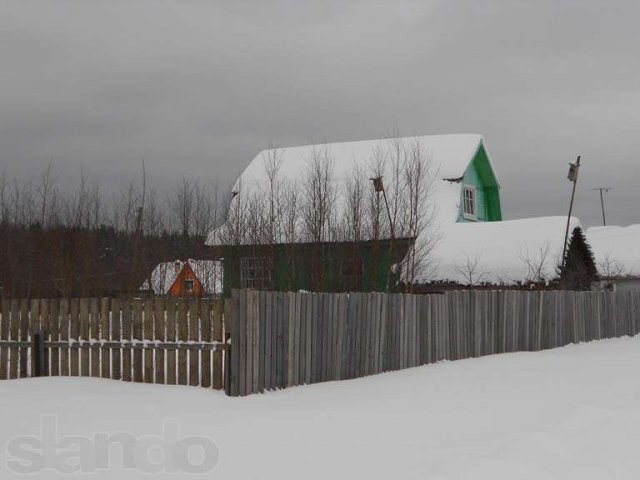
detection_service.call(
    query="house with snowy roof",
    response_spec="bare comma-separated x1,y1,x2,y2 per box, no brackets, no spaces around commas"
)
141,259,223,297
207,133,509,294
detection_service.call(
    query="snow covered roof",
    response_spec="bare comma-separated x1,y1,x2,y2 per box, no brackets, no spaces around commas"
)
233,134,490,194
586,225,640,278
427,216,581,285
141,259,223,295
207,133,497,246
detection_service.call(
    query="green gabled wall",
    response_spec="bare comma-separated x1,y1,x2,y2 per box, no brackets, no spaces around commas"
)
457,141,502,222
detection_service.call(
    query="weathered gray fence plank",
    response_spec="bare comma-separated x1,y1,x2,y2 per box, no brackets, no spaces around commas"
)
132,299,143,383
69,299,80,377
49,298,60,376
100,298,110,379
121,299,132,382
176,299,188,386
155,298,166,385
189,299,200,387
111,298,122,381
144,299,155,384
90,298,101,378
78,298,90,377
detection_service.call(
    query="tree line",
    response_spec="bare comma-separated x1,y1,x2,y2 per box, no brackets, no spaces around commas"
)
0,163,227,298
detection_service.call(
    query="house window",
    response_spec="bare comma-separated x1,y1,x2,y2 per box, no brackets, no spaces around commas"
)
463,185,477,220
183,279,194,293
240,257,272,289
340,258,363,291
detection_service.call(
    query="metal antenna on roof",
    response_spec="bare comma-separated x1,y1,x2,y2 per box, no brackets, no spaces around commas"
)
591,187,612,226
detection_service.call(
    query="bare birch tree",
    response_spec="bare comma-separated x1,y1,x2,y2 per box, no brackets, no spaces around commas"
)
302,145,335,243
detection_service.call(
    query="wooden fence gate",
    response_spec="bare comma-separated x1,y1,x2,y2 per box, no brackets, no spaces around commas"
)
0,297,226,390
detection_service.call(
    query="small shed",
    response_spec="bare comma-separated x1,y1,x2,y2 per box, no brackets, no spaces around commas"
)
141,259,223,297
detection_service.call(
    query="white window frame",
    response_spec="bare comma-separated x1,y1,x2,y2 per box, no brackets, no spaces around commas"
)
462,185,477,221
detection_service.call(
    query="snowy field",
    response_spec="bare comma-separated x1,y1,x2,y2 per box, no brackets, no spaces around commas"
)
1,336,640,479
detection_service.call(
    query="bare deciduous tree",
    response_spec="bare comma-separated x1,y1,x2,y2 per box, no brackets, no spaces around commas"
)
597,254,627,278
454,253,486,286
302,145,336,243
519,241,552,284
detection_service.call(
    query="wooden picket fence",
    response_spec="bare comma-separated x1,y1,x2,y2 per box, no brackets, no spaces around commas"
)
4,290,640,397
226,289,640,396
0,297,226,389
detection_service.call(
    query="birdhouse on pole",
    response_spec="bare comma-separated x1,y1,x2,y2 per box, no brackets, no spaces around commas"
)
567,156,581,182
371,176,384,193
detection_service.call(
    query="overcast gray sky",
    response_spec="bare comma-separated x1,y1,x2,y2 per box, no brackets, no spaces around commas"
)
1,0,638,226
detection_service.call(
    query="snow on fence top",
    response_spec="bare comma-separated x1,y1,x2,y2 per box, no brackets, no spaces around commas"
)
427,216,581,285
587,225,640,278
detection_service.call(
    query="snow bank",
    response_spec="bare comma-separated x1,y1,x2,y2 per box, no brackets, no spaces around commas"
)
426,216,581,284
1,336,640,479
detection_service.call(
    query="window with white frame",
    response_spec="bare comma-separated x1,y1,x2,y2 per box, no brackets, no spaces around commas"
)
240,257,272,289
462,185,477,220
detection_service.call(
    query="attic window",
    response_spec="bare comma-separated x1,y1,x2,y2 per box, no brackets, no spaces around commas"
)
184,279,194,293
463,185,477,220
240,257,272,289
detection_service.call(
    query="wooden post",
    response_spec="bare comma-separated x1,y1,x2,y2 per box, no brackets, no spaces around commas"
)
143,299,154,384
166,299,177,385
33,330,48,377
69,299,80,377
154,298,166,385
212,299,224,390
561,155,581,272
100,298,111,379
90,298,101,378
189,298,200,386
177,299,188,385
0,299,9,380
79,298,90,376
132,299,143,383
110,298,121,380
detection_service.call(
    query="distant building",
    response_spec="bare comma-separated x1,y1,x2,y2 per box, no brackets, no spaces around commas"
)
587,225,640,291
421,216,582,288
141,259,223,297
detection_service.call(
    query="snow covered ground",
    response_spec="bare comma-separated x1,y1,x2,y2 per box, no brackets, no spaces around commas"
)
1,336,640,479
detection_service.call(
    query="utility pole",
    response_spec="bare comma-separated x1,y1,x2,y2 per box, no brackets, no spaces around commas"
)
591,187,612,226
562,155,581,272
371,176,396,292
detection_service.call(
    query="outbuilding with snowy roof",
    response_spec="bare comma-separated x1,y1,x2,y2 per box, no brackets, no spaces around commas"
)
141,259,223,297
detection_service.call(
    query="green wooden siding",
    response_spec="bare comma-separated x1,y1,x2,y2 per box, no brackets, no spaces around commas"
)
221,238,413,297
457,142,502,222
